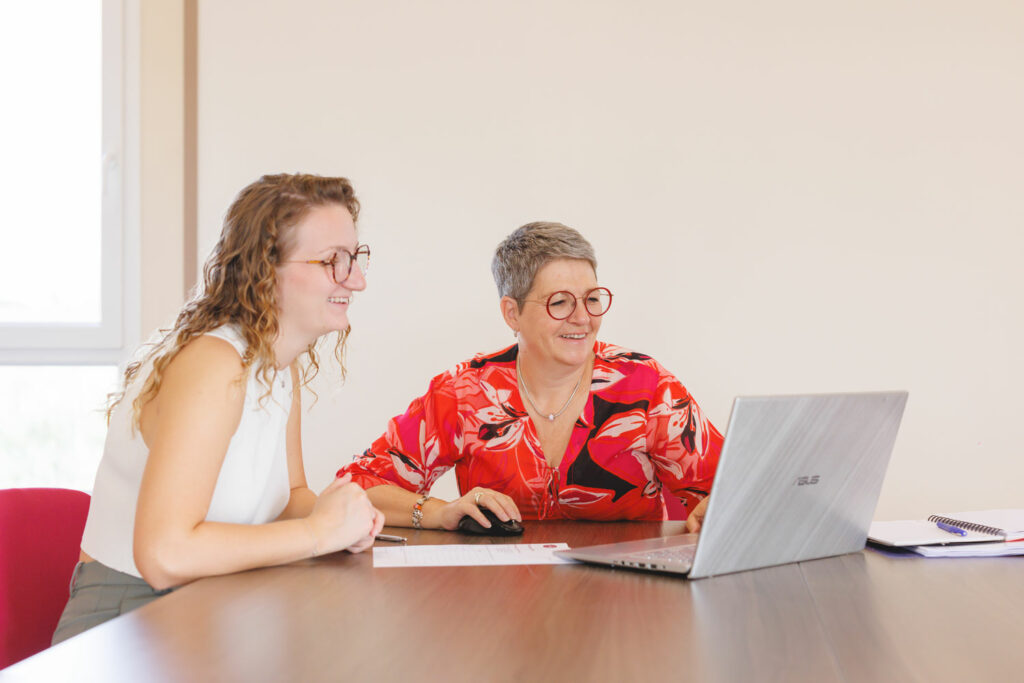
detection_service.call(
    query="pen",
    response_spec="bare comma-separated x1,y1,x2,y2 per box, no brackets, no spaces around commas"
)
935,521,967,537
375,533,408,543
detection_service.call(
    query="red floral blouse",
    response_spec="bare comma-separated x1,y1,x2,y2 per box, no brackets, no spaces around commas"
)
338,342,723,521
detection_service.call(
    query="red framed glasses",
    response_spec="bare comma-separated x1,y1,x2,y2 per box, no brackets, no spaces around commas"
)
523,287,613,320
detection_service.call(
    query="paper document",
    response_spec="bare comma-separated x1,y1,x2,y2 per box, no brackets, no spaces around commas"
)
373,543,574,568
909,540,1024,558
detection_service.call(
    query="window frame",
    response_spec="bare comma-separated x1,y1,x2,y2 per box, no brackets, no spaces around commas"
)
0,0,139,366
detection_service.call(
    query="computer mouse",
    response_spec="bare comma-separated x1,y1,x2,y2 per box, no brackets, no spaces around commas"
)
457,507,524,536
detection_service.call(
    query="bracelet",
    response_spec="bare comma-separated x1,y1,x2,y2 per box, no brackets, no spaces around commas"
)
412,494,430,530
302,518,319,557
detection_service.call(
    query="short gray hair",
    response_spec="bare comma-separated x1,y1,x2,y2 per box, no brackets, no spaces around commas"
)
491,222,597,303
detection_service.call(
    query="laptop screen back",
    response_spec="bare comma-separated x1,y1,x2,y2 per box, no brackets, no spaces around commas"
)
689,392,907,578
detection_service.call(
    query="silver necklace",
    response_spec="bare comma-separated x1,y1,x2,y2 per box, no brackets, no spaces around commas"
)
516,355,584,422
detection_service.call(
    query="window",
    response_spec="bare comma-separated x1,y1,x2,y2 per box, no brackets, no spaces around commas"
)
0,366,118,489
0,0,137,488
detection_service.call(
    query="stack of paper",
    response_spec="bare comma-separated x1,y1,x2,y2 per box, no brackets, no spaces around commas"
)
868,509,1024,558
909,539,1024,558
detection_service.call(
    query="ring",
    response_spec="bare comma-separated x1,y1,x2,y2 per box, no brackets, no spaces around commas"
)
474,492,483,505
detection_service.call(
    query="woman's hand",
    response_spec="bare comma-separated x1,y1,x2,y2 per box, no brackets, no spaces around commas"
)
306,473,379,555
685,496,710,533
344,508,386,554
435,487,522,531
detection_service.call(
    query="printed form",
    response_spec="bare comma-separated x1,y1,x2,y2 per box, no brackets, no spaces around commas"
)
373,543,574,567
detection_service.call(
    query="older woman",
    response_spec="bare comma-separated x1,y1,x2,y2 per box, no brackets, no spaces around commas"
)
338,222,722,532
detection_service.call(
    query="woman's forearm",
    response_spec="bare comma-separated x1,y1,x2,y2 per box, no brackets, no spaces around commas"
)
134,517,320,590
365,484,450,529
276,486,317,520
136,481,375,590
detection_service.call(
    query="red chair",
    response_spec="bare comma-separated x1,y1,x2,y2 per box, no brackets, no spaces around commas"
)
0,488,90,669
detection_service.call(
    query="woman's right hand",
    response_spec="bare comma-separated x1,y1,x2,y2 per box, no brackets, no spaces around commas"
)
435,487,521,531
306,473,378,555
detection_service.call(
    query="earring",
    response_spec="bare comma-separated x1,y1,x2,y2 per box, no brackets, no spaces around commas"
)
513,330,520,339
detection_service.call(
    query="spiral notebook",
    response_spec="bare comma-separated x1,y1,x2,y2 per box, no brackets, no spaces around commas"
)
868,509,1024,556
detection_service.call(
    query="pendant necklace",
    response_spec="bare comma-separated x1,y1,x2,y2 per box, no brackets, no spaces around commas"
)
517,355,584,422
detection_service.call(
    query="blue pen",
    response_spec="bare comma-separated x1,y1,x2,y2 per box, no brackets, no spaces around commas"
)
935,521,967,537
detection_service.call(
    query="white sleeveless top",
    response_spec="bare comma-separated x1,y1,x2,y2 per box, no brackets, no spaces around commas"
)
81,324,292,578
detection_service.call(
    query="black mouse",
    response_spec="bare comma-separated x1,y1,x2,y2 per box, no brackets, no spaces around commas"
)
457,507,524,536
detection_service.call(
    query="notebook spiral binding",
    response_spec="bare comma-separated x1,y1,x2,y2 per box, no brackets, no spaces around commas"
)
927,515,1006,537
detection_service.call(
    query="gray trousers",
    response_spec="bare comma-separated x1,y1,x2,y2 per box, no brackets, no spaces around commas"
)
51,561,174,645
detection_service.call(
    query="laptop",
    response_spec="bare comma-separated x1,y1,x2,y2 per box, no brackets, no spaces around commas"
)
556,391,908,578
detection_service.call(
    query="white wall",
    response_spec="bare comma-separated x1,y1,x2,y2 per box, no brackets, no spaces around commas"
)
195,0,1023,519
139,0,186,337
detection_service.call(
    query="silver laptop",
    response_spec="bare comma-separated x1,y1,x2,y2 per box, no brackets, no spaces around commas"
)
557,391,907,578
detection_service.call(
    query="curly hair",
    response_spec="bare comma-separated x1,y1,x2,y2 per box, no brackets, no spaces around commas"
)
109,173,361,426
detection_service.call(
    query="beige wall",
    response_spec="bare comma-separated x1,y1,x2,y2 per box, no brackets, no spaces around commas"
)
138,0,186,336
182,0,1022,519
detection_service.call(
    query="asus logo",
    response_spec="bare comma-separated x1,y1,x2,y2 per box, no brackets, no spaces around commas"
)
795,475,820,486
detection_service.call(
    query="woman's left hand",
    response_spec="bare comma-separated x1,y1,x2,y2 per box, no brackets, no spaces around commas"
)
345,507,387,554
685,496,710,533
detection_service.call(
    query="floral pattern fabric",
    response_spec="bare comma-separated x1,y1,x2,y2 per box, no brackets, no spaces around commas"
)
338,342,723,521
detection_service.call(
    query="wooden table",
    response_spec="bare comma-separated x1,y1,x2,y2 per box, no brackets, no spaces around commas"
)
4,521,1023,682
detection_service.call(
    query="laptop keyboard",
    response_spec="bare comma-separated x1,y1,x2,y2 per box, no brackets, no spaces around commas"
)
625,544,697,564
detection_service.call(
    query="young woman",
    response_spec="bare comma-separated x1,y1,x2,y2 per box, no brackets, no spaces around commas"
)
53,173,384,644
